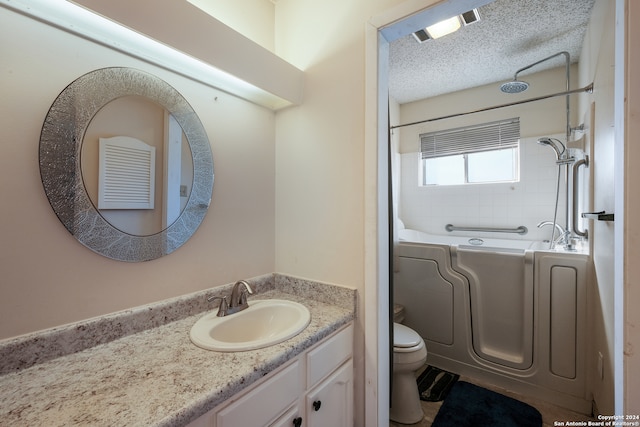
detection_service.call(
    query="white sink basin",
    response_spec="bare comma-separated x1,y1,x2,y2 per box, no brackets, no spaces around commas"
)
190,299,311,352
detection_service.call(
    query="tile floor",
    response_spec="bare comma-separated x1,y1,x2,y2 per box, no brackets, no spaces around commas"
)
389,372,595,427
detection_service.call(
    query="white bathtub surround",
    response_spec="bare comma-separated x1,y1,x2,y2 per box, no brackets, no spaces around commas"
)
399,134,578,244
0,275,356,426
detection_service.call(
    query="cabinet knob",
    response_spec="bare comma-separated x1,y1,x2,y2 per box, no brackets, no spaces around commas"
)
293,416,302,427
312,400,322,411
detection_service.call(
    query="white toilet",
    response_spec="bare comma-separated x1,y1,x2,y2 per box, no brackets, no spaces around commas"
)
390,306,428,424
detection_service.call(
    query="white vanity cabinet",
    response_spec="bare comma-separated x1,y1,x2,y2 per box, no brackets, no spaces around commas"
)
187,323,353,427
305,360,353,427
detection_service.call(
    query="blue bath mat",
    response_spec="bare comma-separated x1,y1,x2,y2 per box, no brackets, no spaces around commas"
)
432,381,542,427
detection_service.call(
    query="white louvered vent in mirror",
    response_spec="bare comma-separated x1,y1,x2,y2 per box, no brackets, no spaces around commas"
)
98,136,155,209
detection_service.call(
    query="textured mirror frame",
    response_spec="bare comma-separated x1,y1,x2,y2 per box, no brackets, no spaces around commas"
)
39,67,214,262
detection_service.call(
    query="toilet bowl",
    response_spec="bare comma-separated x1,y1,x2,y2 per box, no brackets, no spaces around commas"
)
389,322,427,424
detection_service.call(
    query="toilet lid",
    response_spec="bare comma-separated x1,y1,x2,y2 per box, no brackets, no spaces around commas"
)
393,323,422,348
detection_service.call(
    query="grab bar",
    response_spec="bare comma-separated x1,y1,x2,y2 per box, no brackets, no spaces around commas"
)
445,224,528,235
572,156,589,238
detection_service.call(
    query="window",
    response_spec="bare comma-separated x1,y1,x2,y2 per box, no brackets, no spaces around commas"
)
420,118,520,186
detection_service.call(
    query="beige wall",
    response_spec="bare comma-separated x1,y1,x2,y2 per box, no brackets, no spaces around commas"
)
187,0,276,52
577,0,616,414
624,0,640,415
0,7,276,339
398,66,575,153
273,1,405,423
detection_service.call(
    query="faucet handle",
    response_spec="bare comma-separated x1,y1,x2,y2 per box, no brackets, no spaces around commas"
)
207,295,229,317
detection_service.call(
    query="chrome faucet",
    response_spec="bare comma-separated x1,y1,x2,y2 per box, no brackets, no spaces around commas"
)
537,220,565,236
207,280,254,317
229,280,253,314
537,221,573,249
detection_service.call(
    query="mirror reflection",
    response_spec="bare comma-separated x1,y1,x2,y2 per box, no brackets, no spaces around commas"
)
81,95,194,236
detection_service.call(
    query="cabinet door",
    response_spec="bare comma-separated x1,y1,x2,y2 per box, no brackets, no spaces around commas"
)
305,360,353,427
216,361,301,427
270,404,302,427
307,324,353,388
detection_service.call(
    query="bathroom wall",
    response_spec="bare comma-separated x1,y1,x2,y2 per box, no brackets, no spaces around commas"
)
576,0,616,415
273,0,407,423
625,0,640,413
397,67,574,242
0,6,276,340
272,0,414,286
398,66,575,147
187,0,276,52
398,135,569,242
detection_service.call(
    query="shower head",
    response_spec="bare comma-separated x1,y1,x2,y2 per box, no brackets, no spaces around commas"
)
500,79,529,94
537,137,566,159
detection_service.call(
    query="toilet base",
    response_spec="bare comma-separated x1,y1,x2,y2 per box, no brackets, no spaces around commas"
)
389,370,424,424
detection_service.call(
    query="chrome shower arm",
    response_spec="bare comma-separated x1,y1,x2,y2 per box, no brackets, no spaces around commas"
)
513,51,570,81
514,51,571,142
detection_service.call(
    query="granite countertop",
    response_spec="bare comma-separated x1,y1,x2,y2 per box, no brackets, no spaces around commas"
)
0,275,356,426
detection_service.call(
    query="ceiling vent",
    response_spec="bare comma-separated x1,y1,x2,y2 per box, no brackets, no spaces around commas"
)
412,29,430,43
461,9,480,26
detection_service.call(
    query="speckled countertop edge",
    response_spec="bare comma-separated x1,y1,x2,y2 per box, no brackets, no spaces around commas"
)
0,275,357,427
0,274,278,375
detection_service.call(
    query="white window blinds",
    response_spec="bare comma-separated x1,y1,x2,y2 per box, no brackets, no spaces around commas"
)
420,117,520,159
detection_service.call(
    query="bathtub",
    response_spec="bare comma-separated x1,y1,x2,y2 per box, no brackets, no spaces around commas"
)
398,228,537,250
394,228,591,414
398,228,588,253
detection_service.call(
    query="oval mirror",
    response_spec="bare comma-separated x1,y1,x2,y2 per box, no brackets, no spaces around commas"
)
40,67,214,262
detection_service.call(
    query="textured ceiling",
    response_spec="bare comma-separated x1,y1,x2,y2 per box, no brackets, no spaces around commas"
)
389,0,597,104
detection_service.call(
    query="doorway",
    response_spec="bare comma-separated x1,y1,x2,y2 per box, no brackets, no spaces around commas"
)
365,0,626,423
